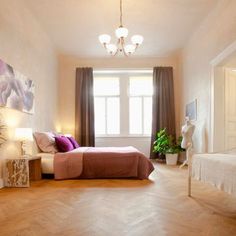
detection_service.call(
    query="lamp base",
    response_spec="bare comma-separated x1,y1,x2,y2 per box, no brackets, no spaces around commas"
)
21,140,32,156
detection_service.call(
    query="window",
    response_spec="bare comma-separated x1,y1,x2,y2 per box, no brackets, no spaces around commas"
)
129,77,153,135
94,77,120,135
93,71,153,137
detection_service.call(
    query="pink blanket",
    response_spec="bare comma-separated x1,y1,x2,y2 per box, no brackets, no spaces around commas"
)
54,146,154,180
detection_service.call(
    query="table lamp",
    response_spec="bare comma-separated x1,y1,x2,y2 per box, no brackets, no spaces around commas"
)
15,128,33,156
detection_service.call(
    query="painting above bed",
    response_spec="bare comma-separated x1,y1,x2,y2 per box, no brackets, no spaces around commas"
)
0,59,35,114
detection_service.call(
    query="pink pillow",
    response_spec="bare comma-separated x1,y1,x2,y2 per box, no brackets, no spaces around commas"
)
67,136,80,149
55,136,74,152
33,132,58,153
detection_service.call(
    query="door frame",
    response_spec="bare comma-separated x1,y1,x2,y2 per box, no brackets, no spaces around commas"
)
209,41,236,152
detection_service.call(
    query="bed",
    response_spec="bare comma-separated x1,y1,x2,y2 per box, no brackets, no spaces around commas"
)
36,146,154,180
36,152,54,174
189,151,236,196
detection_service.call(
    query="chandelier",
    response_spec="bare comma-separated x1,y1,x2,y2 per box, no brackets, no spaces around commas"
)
98,0,144,56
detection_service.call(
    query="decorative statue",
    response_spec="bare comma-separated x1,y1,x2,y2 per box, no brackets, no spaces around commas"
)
180,117,195,168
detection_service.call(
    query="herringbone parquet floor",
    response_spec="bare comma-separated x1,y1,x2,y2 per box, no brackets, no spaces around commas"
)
0,163,236,236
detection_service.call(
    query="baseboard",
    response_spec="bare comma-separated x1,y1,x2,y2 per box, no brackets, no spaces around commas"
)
0,178,4,189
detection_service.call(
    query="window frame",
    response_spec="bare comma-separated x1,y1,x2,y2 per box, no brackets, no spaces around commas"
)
128,76,153,136
94,95,120,136
93,75,120,136
93,70,153,138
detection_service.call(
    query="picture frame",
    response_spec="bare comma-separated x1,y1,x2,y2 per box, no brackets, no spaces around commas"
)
185,99,197,121
0,58,35,114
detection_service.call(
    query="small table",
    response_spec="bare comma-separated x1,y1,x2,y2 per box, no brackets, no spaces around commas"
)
4,156,41,187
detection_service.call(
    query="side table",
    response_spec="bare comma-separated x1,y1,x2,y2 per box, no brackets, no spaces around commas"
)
4,156,42,187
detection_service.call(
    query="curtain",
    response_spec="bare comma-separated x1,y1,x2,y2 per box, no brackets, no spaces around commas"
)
150,67,176,159
75,67,95,146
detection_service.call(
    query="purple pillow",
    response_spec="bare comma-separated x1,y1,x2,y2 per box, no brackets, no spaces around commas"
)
67,136,80,149
55,136,74,152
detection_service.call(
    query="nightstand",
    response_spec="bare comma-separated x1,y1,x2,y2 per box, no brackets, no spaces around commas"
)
4,156,42,187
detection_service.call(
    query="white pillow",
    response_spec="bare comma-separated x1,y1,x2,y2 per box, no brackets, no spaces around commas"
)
33,132,58,153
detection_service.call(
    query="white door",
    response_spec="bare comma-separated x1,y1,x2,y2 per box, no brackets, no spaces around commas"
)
225,69,236,149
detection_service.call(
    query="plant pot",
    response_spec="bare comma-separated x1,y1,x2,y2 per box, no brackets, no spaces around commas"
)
165,153,178,165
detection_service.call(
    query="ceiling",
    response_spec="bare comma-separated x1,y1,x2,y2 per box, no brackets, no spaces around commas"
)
25,0,217,58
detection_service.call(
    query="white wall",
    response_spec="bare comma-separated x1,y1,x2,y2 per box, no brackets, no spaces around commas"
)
0,0,59,184
180,0,236,152
95,137,151,157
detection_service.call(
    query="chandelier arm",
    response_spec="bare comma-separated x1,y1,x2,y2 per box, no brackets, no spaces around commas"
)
114,50,119,56
113,39,120,56
120,37,129,57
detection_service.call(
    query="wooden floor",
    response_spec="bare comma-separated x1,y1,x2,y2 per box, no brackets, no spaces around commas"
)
1,163,236,236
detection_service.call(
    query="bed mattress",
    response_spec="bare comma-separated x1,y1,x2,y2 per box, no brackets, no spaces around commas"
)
192,153,236,195
37,153,54,174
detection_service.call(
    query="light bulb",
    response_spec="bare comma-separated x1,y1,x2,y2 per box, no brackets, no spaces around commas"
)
98,34,111,44
115,27,128,38
124,44,136,54
106,44,117,55
131,35,144,45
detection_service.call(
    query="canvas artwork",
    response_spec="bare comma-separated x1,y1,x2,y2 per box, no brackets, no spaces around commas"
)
186,99,197,121
0,59,35,114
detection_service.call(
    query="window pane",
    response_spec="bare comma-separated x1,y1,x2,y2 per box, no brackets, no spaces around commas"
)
107,98,120,134
129,97,142,134
129,77,153,96
94,97,106,135
144,97,152,134
94,77,120,96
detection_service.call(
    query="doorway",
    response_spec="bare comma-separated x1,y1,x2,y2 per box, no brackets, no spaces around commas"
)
210,41,236,152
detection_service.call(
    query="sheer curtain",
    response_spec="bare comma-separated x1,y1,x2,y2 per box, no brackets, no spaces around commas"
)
150,67,176,159
75,67,95,146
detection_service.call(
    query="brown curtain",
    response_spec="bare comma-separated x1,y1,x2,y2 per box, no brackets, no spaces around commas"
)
75,67,95,146
150,67,176,159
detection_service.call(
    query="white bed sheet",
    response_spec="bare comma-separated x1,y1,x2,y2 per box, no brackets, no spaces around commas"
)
37,153,54,174
192,153,236,195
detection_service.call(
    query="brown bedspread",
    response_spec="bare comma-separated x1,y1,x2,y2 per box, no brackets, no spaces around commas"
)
54,146,154,180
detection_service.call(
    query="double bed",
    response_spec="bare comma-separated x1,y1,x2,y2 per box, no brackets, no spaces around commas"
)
36,146,154,180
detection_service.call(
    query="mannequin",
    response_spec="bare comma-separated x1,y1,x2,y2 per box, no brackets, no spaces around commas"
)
180,117,195,168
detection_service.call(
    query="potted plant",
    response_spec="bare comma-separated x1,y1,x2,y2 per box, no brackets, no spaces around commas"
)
153,128,184,165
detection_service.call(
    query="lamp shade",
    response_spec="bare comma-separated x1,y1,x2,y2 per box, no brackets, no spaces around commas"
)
15,128,32,141
124,44,135,54
131,35,144,45
106,44,118,55
98,34,111,44
115,27,128,38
